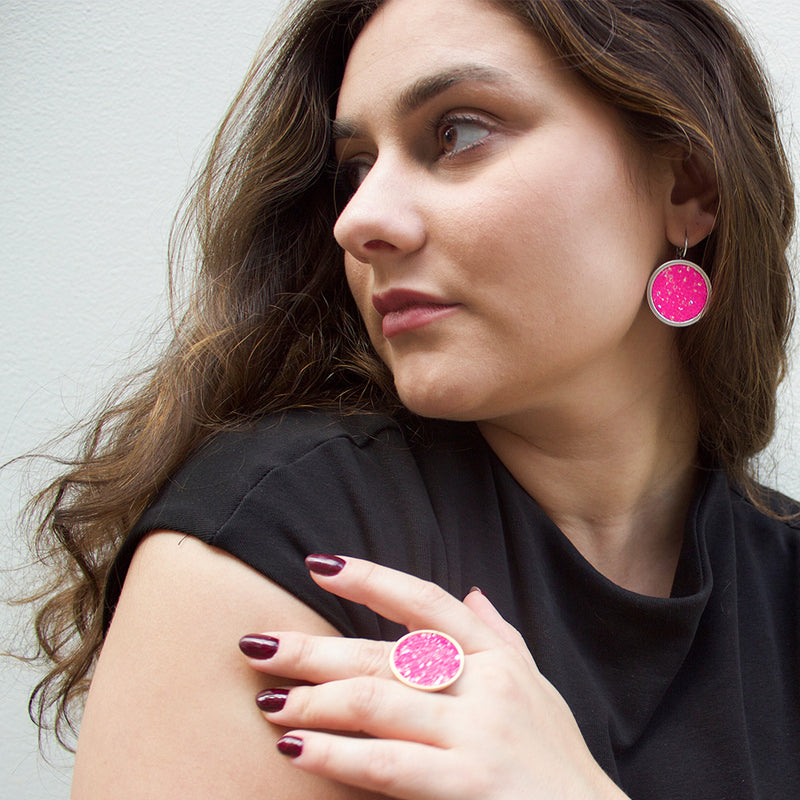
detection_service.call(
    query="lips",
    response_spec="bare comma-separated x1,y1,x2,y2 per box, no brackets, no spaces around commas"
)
372,289,459,338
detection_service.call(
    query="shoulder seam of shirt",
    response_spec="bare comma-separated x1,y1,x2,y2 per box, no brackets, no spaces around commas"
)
729,481,800,531
208,415,404,544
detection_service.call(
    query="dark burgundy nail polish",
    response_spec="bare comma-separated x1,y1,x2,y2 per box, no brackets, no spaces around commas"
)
305,553,346,576
277,735,304,758
470,585,485,596
256,688,289,712
238,634,279,659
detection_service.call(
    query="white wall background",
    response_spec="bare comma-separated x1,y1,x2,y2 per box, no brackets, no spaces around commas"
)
1,0,798,795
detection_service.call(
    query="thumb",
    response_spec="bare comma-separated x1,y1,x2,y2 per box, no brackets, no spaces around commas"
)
463,588,529,655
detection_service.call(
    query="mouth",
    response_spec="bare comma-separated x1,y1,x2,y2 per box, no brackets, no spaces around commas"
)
372,289,460,339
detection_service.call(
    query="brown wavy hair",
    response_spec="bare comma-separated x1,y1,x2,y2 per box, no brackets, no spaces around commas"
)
20,0,795,749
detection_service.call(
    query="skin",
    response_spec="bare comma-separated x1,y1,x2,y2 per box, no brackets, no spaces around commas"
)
72,0,717,796
71,534,379,800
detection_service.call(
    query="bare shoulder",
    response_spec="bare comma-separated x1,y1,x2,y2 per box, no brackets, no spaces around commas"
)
72,531,377,799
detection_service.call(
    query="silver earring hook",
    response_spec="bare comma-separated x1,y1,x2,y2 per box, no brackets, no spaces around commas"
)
677,233,689,260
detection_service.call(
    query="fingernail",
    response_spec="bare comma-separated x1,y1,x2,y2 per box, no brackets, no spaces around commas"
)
256,688,289,712
470,586,485,596
239,634,279,659
305,553,346,576
277,735,303,758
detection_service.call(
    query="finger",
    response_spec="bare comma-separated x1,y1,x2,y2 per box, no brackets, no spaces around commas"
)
276,730,474,800
306,556,500,652
259,676,455,745
239,630,392,682
462,589,532,657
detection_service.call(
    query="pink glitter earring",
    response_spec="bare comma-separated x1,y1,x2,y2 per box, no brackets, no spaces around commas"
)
647,237,711,327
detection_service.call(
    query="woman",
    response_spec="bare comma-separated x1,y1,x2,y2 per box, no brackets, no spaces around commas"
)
26,0,798,797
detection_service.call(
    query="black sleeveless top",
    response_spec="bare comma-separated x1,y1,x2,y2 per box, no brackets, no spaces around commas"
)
104,409,800,798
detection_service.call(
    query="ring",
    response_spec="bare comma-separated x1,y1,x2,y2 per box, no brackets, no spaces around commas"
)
389,630,464,691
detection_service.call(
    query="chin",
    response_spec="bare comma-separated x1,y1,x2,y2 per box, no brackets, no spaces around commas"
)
394,376,486,422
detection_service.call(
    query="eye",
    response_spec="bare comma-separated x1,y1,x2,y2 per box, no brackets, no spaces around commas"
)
437,115,492,158
333,157,373,211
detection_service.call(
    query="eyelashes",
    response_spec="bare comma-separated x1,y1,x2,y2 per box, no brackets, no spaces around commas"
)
330,111,496,210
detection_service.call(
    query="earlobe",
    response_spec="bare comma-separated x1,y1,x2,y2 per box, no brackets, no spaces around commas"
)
665,151,718,248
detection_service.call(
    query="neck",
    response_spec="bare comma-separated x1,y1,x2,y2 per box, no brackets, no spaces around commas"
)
477,350,699,597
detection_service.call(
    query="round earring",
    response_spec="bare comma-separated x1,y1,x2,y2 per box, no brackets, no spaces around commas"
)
647,236,711,327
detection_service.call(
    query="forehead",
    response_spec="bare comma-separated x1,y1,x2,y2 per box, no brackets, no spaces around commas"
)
336,0,557,114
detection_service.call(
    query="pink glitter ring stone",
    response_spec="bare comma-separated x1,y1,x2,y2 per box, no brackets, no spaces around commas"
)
647,259,711,327
389,629,465,692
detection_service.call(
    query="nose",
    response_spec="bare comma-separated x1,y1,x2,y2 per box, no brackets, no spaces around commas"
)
333,157,426,263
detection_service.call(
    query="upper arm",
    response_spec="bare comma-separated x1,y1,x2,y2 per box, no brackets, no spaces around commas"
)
71,531,378,799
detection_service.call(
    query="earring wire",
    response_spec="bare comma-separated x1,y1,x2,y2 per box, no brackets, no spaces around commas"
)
678,233,689,260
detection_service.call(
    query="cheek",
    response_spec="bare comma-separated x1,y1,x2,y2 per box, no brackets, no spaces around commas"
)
344,255,369,315
344,255,384,344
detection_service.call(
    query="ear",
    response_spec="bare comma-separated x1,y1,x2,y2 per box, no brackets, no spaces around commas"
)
663,150,718,249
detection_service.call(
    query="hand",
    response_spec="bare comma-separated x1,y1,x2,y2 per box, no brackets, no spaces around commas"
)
239,556,628,800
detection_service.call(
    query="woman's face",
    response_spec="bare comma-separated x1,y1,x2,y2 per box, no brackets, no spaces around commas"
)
333,0,677,423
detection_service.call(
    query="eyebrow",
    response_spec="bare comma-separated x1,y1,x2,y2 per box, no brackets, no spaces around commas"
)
331,64,512,141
